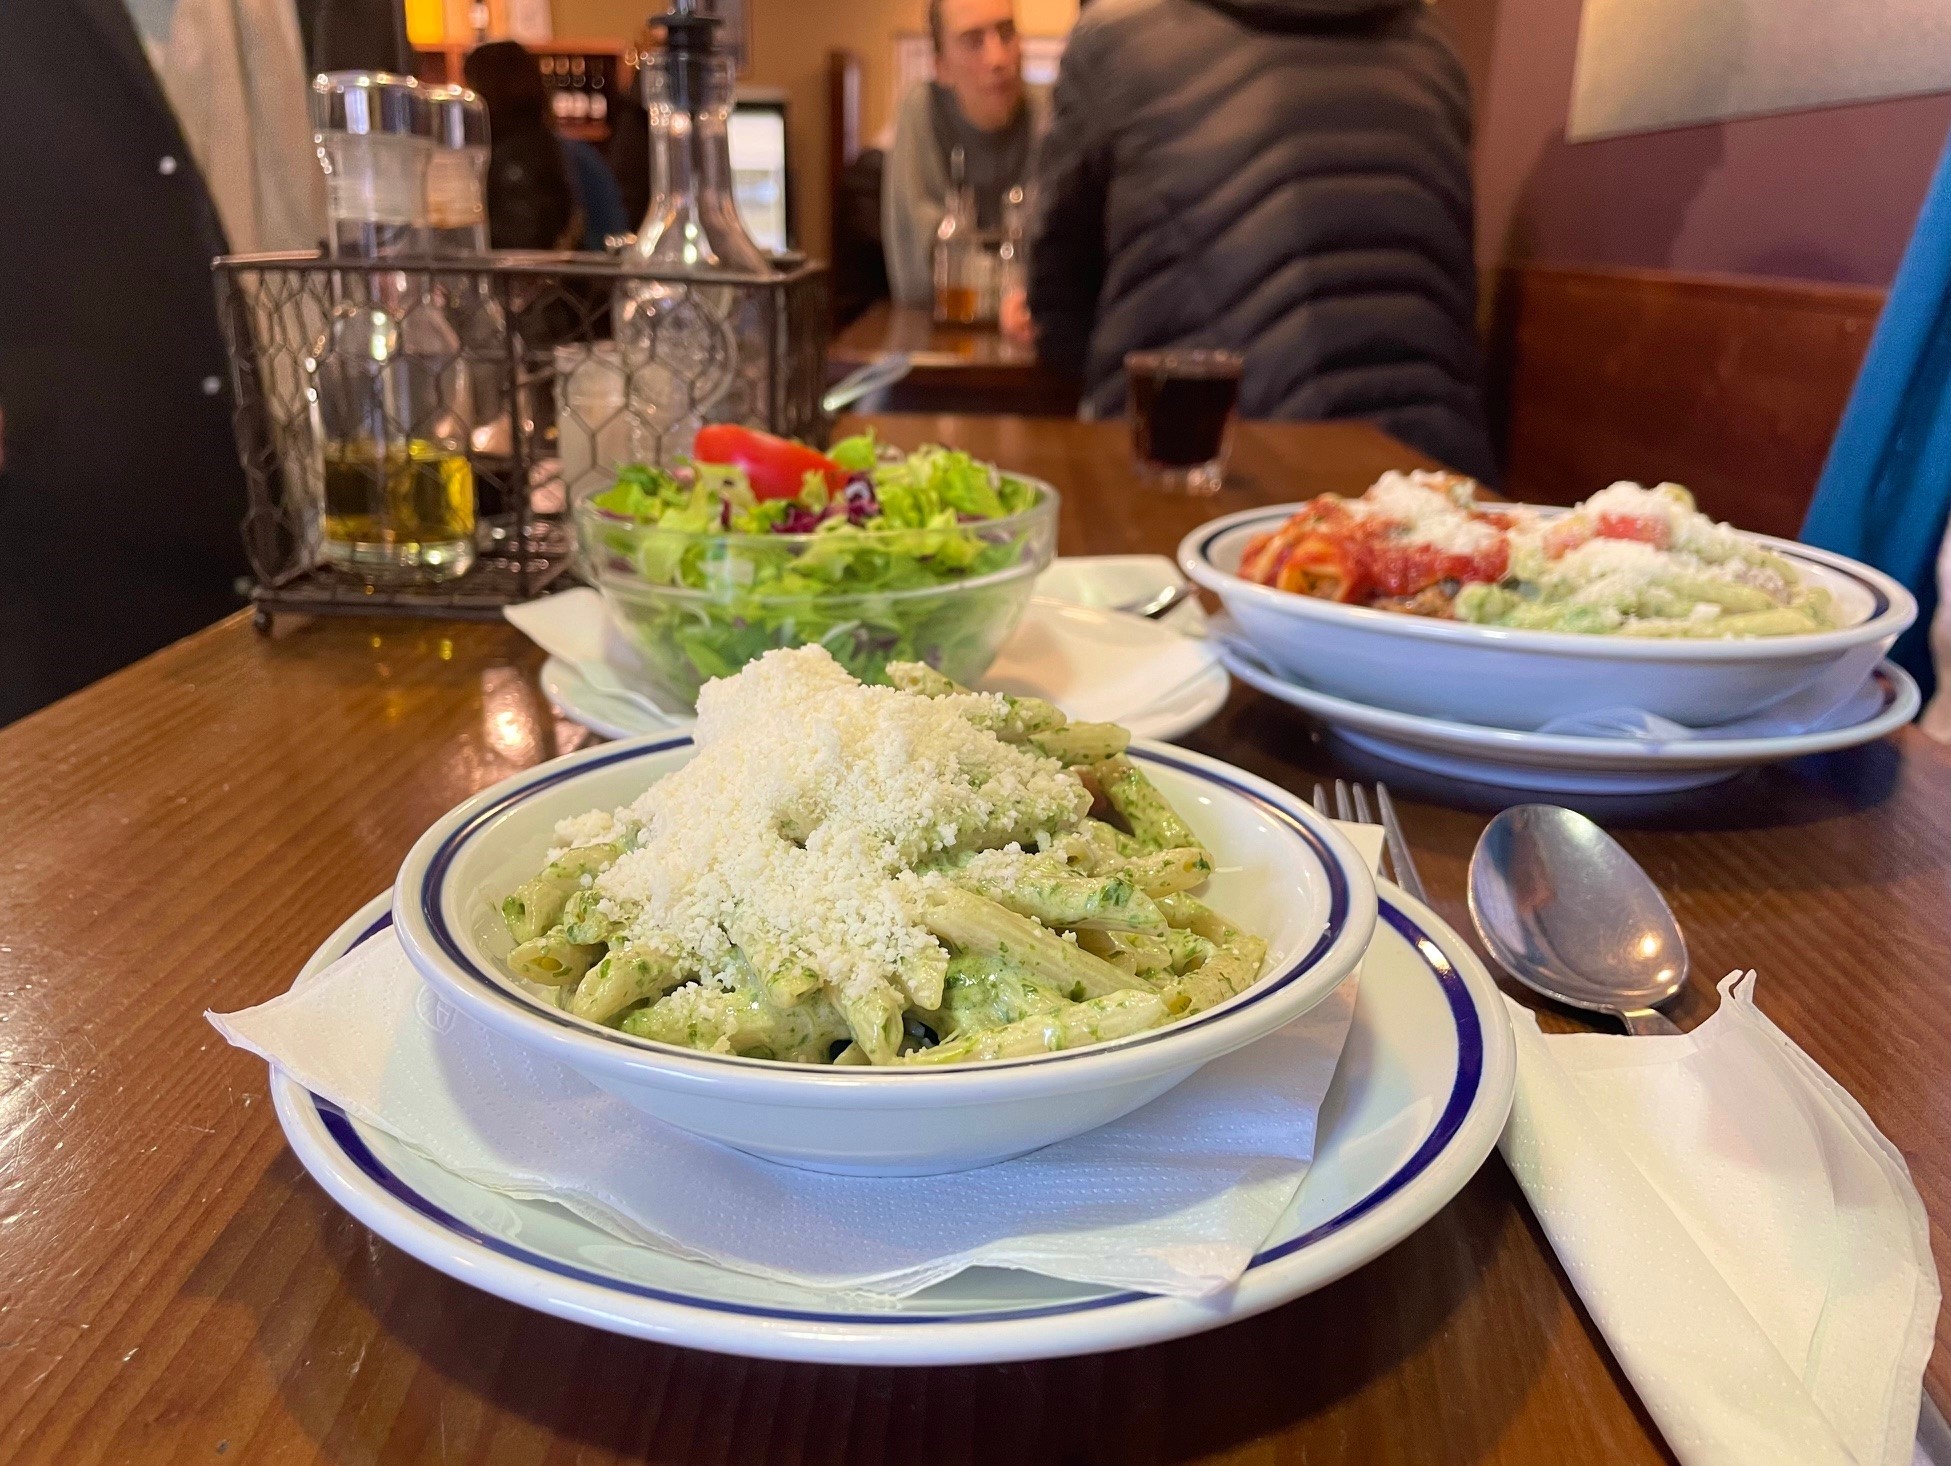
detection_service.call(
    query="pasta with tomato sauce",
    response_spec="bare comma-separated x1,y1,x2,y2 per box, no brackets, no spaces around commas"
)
1237,473,1834,637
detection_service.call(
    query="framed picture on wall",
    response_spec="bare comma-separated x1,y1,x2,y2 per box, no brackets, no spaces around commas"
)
1568,0,1951,138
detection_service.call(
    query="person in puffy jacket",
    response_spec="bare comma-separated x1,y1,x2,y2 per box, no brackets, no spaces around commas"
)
1027,0,1494,481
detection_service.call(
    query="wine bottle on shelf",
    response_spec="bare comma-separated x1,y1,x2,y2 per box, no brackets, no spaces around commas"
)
588,66,608,121
549,56,574,120
569,56,590,120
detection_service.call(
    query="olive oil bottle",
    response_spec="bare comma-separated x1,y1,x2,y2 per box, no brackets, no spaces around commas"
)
309,73,477,584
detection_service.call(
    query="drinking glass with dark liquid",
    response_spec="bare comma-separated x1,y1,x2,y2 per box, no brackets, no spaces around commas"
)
1125,349,1244,495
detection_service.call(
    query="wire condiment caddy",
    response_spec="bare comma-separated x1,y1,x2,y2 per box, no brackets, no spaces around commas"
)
212,249,830,630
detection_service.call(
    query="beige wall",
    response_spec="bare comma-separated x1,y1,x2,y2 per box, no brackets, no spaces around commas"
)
551,0,1077,257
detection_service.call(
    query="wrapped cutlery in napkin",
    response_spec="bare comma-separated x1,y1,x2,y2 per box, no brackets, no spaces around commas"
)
212,830,1384,1302
1502,972,1939,1466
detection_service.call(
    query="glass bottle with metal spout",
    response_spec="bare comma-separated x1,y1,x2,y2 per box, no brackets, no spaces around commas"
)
616,0,771,468
309,71,476,582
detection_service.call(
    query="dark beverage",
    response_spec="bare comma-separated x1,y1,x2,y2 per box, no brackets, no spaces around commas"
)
1126,349,1244,494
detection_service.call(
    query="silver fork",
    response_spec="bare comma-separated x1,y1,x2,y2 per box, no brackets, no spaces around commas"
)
1314,779,1429,904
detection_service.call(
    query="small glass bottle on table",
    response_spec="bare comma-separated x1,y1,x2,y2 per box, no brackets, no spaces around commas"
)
309,71,477,583
932,146,982,327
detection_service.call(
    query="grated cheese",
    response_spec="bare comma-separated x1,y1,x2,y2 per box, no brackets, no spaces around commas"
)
1359,470,1511,556
588,647,1090,1005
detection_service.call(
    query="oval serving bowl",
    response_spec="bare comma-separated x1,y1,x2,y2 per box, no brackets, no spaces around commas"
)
392,735,1378,1176
1180,504,1917,732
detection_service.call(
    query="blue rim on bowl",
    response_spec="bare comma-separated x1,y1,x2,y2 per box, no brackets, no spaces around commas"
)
391,736,1377,1097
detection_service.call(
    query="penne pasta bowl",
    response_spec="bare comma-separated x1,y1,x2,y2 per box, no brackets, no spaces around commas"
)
393,734,1377,1175
1181,505,1916,731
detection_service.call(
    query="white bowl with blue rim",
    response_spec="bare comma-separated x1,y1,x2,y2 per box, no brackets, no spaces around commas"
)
1180,506,1917,732
392,736,1378,1176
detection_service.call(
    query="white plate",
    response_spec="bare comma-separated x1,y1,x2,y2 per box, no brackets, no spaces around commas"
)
1182,505,1916,731
540,598,1231,744
274,887,1515,1363
1221,642,1921,794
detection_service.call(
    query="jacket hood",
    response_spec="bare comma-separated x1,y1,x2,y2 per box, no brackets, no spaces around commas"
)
1195,0,1420,26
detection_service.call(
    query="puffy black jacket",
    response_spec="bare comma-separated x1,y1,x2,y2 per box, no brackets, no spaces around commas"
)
1028,0,1494,481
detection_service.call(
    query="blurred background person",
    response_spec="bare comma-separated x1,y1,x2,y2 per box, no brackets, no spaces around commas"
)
883,0,1048,309
0,0,320,725
465,40,629,252
1027,0,1494,482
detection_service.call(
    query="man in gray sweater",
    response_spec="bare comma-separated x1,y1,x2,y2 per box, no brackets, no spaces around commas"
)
882,0,1048,308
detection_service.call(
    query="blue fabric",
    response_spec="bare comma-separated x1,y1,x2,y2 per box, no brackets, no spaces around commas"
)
1801,136,1951,701
560,138,630,252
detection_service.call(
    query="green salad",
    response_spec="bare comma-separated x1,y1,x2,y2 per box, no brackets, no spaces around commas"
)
575,427,1055,707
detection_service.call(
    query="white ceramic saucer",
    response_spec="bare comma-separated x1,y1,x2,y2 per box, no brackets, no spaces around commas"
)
542,597,1231,744
1221,642,1920,795
273,887,1515,1365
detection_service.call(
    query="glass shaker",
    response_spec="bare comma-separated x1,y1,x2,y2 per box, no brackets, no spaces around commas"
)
615,0,771,469
310,70,476,583
932,146,981,326
424,84,520,530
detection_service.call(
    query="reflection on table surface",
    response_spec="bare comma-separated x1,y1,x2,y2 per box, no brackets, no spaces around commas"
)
832,301,1038,367
829,305,1079,415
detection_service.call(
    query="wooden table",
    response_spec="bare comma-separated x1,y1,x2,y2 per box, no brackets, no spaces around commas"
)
2,416,1944,1464
828,303,1081,416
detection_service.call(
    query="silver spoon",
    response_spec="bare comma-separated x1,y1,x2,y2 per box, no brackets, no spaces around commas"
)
1467,804,1687,1035
1117,580,1195,620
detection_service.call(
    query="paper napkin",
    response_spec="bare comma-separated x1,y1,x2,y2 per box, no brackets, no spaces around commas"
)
213,830,1384,1302
504,586,618,673
982,602,1216,725
1501,972,1939,1466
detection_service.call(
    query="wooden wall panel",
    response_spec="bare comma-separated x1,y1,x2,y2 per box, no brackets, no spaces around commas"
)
1493,265,1885,538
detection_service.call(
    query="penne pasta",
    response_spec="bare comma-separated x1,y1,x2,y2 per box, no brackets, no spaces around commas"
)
496,646,1267,1066
1241,473,1833,638
901,990,1169,1065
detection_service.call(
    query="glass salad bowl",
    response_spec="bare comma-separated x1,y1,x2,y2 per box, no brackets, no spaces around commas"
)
572,479,1059,711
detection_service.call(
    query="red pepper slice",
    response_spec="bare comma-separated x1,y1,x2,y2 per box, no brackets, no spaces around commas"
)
1593,510,1671,549
692,425,847,501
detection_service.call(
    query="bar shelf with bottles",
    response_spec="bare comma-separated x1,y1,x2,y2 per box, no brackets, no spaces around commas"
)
411,38,626,142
